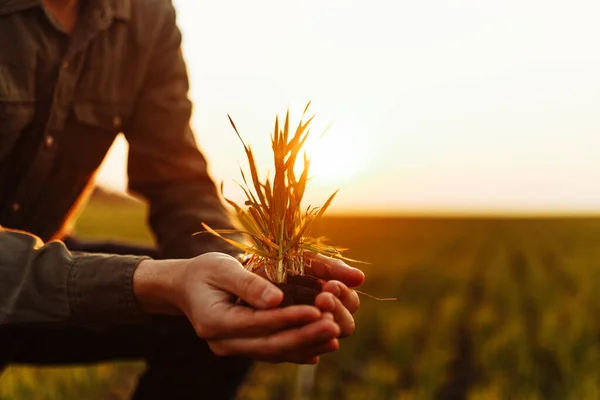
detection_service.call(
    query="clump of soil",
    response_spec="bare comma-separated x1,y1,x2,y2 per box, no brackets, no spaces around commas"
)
237,269,323,307
276,274,323,306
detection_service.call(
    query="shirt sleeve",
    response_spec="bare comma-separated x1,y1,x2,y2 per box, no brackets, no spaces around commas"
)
124,1,241,259
0,226,148,327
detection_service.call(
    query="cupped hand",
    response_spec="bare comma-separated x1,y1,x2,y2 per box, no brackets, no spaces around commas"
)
170,252,341,364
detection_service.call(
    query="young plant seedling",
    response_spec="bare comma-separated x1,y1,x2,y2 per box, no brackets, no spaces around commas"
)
201,103,362,306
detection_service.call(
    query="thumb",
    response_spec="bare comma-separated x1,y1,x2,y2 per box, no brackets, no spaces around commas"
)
207,253,284,309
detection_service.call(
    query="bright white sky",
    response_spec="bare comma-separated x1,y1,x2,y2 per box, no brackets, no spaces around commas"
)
96,0,600,214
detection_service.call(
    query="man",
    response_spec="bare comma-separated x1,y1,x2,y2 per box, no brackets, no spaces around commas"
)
0,0,364,399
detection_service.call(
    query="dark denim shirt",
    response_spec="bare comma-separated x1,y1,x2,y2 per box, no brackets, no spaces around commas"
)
0,0,238,327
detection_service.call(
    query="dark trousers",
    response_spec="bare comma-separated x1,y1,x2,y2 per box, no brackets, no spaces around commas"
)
0,237,253,400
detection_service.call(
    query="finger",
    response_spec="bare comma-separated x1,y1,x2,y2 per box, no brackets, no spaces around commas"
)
224,337,339,364
282,338,339,364
205,253,284,308
315,292,355,338
302,356,320,365
209,315,340,360
305,253,365,287
322,280,360,314
205,304,321,339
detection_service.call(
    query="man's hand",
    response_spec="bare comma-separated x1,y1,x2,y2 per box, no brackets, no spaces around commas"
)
305,254,365,338
133,253,340,364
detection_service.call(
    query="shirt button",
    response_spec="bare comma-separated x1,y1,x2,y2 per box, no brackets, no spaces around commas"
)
11,202,20,212
45,135,55,148
113,116,122,129
61,60,69,69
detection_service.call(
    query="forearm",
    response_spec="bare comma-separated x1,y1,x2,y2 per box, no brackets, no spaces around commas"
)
0,227,148,327
124,0,241,260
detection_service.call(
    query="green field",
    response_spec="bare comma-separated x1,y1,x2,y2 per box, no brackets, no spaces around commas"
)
2,194,600,399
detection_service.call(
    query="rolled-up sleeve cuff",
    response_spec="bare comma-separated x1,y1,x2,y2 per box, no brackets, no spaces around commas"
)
67,254,151,325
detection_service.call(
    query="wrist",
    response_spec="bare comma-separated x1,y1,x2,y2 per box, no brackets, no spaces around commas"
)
133,258,186,315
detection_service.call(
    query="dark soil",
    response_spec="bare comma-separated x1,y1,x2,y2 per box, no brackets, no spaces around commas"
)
238,273,323,307
275,274,323,306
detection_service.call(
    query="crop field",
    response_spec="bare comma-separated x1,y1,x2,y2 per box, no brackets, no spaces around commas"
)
2,193,600,399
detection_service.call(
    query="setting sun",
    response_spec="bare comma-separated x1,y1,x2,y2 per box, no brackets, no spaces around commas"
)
295,124,366,190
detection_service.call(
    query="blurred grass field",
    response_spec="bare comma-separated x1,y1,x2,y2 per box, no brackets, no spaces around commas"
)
2,192,600,399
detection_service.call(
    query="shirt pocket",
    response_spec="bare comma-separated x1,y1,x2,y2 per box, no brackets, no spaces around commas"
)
0,63,35,161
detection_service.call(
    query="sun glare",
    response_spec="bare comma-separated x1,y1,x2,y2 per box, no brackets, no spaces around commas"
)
295,125,365,190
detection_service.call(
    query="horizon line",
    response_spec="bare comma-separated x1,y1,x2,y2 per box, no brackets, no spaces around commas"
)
93,185,600,219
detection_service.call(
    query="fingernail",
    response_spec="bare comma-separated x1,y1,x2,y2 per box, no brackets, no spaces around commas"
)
323,312,334,321
333,283,342,297
262,288,281,304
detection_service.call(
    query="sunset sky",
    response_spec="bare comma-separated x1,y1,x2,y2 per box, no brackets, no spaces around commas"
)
96,0,600,214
